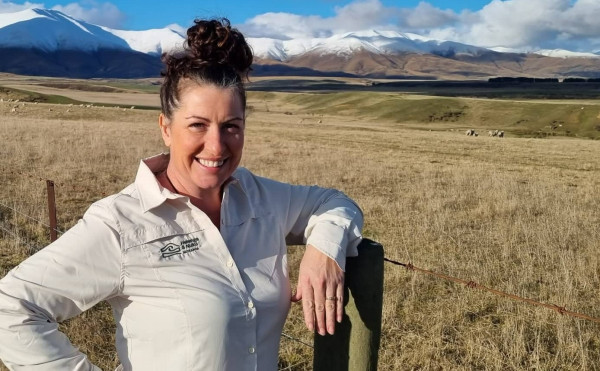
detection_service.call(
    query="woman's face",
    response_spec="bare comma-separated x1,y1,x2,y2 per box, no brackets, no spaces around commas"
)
159,83,245,199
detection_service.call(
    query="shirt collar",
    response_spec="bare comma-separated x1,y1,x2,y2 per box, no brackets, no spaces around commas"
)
134,153,245,215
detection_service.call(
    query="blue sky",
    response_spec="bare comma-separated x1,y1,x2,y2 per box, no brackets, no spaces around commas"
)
1,0,599,52
0,0,494,30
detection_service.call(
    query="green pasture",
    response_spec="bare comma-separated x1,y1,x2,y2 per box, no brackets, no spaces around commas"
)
3,84,600,139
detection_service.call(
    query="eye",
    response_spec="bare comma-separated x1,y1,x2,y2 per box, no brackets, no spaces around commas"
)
223,121,243,133
189,122,208,131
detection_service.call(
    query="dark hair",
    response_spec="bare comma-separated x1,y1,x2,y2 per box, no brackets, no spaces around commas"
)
160,18,253,119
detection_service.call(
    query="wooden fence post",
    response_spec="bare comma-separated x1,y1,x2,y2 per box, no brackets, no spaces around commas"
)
46,180,57,242
313,238,384,371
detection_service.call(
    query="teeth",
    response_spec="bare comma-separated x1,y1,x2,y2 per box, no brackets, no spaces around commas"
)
198,158,224,167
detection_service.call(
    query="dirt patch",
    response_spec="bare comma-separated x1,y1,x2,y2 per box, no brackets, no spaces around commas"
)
38,82,125,93
2,84,160,107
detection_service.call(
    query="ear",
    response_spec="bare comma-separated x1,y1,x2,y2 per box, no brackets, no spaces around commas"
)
159,113,172,147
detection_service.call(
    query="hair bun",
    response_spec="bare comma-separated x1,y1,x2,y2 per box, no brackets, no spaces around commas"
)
185,18,253,77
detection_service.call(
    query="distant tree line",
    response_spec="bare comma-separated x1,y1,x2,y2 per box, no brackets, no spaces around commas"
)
489,77,600,83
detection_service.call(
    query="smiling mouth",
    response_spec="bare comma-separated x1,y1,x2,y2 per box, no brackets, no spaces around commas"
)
196,158,225,168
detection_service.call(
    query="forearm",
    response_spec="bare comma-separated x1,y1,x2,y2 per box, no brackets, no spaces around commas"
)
0,202,121,370
0,283,100,370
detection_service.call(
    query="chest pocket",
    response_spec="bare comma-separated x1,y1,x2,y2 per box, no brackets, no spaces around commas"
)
121,221,234,291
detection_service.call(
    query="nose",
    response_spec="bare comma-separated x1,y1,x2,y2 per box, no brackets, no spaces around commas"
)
204,125,224,155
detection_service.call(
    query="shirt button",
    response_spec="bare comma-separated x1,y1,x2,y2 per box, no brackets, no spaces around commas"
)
248,301,254,309
226,258,234,268
248,347,255,354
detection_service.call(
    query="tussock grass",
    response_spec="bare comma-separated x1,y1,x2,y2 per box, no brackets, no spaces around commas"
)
1,91,600,370
275,91,600,139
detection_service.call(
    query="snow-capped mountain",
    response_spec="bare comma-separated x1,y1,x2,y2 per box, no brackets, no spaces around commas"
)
0,8,129,51
103,26,184,55
0,8,183,54
248,30,492,61
0,8,599,79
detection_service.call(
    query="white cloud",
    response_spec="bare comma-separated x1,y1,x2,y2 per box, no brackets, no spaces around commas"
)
51,1,126,29
398,1,458,30
165,23,186,36
241,0,400,39
424,0,600,52
241,0,600,52
0,1,43,12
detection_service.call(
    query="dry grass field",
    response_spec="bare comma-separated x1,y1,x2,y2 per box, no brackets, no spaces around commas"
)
1,81,600,370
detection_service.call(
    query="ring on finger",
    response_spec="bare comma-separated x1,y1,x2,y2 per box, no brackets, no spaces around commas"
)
326,296,337,301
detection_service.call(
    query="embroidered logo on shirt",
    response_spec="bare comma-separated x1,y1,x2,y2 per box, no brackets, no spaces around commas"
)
160,238,200,259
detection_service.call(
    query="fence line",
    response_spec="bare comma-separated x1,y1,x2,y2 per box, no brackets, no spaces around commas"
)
383,257,600,324
3,197,600,326
4,183,600,327
0,201,64,235
279,358,310,371
281,332,313,349
0,221,42,252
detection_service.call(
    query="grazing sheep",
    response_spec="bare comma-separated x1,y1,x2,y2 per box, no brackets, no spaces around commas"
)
498,131,504,138
466,129,475,136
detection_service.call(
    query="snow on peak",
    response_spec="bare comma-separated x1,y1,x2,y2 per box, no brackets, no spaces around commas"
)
533,49,600,58
0,8,45,29
102,26,185,55
0,8,129,51
0,8,184,54
248,29,490,61
1,9,598,62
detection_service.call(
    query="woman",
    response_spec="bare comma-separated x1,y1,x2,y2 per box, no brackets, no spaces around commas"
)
0,19,363,370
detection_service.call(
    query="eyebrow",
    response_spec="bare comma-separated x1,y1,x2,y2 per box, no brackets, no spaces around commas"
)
184,115,244,122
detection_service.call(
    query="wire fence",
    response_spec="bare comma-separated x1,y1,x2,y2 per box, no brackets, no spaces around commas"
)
0,201,64,236
3,181,600,368
383,257,600,324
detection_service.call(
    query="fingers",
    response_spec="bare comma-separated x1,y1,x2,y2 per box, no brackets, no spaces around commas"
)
336,284,344,323
295,245,345,336
297,279,343,335
290,283,302,303
313,284,327,336
301,284,315,333
325,291,337,335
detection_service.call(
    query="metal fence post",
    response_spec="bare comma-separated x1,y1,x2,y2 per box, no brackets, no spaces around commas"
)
46,180,57,242
313,238,384,371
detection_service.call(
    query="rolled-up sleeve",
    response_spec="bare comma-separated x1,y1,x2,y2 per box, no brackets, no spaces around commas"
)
303,192,363,271
0,202,122,370
248,173,363,271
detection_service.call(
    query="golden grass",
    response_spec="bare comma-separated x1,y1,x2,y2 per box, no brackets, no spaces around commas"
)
1,91,600,370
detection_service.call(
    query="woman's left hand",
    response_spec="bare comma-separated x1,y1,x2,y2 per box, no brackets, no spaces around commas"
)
291,244,344,336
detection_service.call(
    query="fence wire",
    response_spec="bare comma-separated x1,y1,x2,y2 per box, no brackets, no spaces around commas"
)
0,201,64,235
0,221,43,253
383,256,600,324
4,182,600,340
281,332,313,348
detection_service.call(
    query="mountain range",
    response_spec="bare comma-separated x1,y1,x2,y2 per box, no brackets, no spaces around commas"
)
1,8,599,79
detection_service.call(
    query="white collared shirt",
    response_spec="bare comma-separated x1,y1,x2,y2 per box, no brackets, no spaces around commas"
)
0,153,363,370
